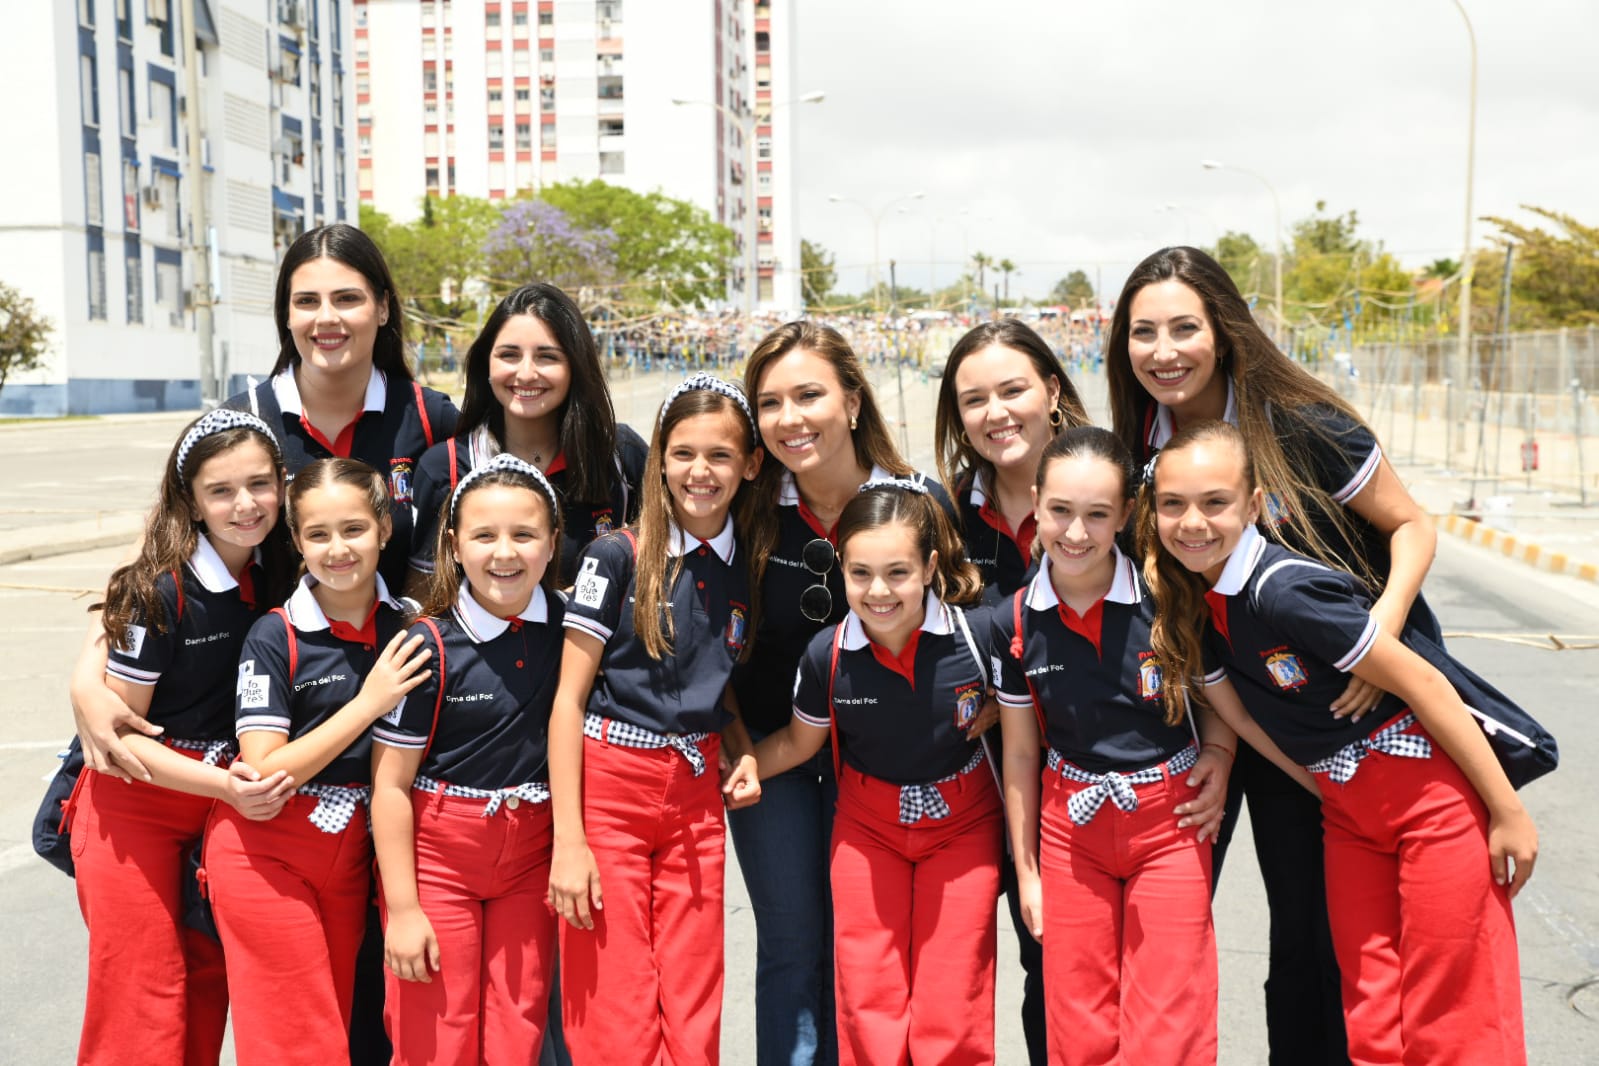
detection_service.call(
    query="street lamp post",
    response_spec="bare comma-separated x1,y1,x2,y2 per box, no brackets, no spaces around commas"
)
1201,159,1285,342
672,90,824,330
1450,0,1478,410
827,191,925,312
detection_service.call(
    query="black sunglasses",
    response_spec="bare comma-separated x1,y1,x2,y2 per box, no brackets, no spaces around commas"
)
800,537,836,623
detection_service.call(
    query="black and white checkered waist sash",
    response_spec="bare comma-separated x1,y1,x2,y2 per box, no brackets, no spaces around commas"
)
1307,712,1431,784
165,737,234,766
413,773,551,817
898,746,987,826
583,713,713,776
1047,744,1199,826
298,782,372,834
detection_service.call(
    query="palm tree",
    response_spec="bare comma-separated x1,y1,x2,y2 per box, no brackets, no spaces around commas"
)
971,252,993,302
998,258,1017,304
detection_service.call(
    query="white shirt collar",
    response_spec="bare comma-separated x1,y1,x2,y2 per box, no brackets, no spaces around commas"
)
272,366,388,419
1148,379,1238,450
839,588,953,651
186,534,255,594
1210,524,1267,597
968,467,992,507
1023,544,1141,610
283,572,404,631
777,463,895,507
668,515,737,564
452,582,549,643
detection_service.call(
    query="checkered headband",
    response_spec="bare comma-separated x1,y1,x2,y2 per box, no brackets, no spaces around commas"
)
661,372,756,439
858,476,930,496
175,409,282,486
448,452,560,527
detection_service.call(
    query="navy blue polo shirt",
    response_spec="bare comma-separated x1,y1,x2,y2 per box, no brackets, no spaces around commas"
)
792,591,987,786
225,367,459,588
957,468,1039,606
993,548,1197,773
1200,526,1407,766
1146,387,1440,640
235,575,411,787
731,468,956,736
562,518,748,736
408,422,649,587
373,584,564,789
106,535,264,742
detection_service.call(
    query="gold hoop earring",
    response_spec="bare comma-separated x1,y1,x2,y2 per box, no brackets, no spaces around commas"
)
1049,407,1065,429
959,430,971,448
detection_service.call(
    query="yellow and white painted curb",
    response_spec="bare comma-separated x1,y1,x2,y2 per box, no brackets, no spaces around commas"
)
1438,513,1599,585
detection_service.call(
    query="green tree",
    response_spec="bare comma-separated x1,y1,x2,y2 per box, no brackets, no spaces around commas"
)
538,180,736,307
998,259,1018,304
0,280,52,396
1208,230,1268,302
1473,207,1599,329
971,252,993,303
801,239,837,306
1049,270,1094,307
1282,202,1413,339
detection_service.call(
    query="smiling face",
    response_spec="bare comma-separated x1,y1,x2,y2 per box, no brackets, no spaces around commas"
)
1153,439,1262,584
663,410,760,541
285,257,389,377
840,522,935,651
754,348,863,477
1032,454,1131,589
1127,279,1228,423
291,481,391,593
451,483,554,618
189,439,282,571
953,343,1062,475
488,314,571,426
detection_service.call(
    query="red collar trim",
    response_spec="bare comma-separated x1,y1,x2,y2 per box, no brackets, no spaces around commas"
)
234,564,257,611
867,629,921,689
544,451,567,476
1204,589,1232,650
1057,598,1106,658
976,496,1037,558
795,498,835,542
296,411,365,458
326,599,381,646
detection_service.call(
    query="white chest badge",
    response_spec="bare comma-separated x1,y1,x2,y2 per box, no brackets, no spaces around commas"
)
574,556,609,609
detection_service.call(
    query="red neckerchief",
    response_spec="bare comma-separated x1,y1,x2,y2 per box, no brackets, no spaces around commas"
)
327,599,381,646
867,629,921,690
1058,598,1106,659
1204,589,1232,650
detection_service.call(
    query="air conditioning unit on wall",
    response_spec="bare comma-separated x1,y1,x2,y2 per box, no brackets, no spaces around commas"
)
142,184,164,209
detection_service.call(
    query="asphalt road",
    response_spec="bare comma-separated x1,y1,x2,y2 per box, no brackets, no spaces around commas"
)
2,374,1597,1062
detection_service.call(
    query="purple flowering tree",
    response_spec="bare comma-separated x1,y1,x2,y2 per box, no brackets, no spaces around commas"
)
480,199,618,294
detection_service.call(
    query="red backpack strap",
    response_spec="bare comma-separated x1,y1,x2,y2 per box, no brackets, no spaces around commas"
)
172,569,184,624
414,383,436,448
271,606,298,683
826,622,845,780
417,617,448,757
618,528,637,557
446,436,459,489
1010,589,1048,743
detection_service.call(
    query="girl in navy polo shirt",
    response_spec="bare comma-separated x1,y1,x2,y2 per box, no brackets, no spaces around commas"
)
409,282,647,592
1142,420,1537,1064
548,373,762,1066
990,427,1241,1066
205,458,434,1066
72,409,297,1066
372,453,567,1064
753,480,1000,1066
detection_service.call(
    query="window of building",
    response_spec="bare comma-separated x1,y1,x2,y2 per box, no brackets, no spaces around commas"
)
514,85,530,106
756,31,769,53
756,136,771,161
540,123,556,148
486,10,501,29
758,204,772,231
148,76,176,149
488,123,504,150
539,47,553,63
355,37,369,60
81,55,100,126
85,152,104,226
426,166,439,189
356,72,369,95
87,248,107,319
424,99,438,122
115,0,132,38
123,159,140,229
756,65,771,89
599,117,623,137
422,38,436,60
513,9,528,33
486,50,503,76
445,68,454,93
420,2,435,28
277,38,302,84
423,67,438,93
597,76,622,100
126,255,143,323
423,131,439,155
488,161,505,189
539,85,554,111
513,50,530,76
148,0,171,22
158,172,179,237
355,4,367,28
119,67,136,137
757,170,772,194
155,260,182,325
597,1,623,20
515,122,531,150
599,151,623,174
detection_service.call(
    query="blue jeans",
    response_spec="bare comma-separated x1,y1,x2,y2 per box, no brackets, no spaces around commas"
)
727,743,838,1066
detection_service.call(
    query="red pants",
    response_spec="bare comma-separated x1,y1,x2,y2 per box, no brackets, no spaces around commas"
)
382,788,557,1066
560,734,726,1066
203,795,373,1066
830,763,1003,1066
1316,729,1525,1065
1038,760,1217,1065
72,762,228,1066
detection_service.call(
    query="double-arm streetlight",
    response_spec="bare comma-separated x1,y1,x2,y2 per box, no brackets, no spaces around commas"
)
826,191,926,312
1201,159,1285,342
672,90,825,325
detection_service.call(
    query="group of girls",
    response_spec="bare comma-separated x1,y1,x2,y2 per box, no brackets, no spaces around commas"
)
60,227,1540,1066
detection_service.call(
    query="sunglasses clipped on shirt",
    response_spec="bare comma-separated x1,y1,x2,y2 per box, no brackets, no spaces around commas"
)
800,537,836,623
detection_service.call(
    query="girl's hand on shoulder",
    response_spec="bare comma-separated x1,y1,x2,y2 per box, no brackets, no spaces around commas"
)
224,760,296,821
383,905,441,983
1176,747,1232,843
1488,803,1538,899
549,841,603,931
964,693,1002,740
359,632,432,720
722,753,762,810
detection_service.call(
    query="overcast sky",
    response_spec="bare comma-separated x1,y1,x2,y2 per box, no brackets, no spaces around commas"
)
789,0,1599,302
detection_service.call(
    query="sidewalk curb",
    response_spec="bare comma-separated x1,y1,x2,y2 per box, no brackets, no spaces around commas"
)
1438,513,1599,585
0,516,144,567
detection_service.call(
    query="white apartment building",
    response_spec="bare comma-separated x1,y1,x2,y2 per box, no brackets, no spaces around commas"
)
0,0,357,416
356,0,802,314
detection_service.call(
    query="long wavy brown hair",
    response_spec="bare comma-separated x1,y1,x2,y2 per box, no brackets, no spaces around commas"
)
633,388,758,660
740,321,914,604
98,421,293,645
416,467,564,619
1134,420,1256,724
934,318,1089,495
836,484,984,609
1107,246,1381,589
